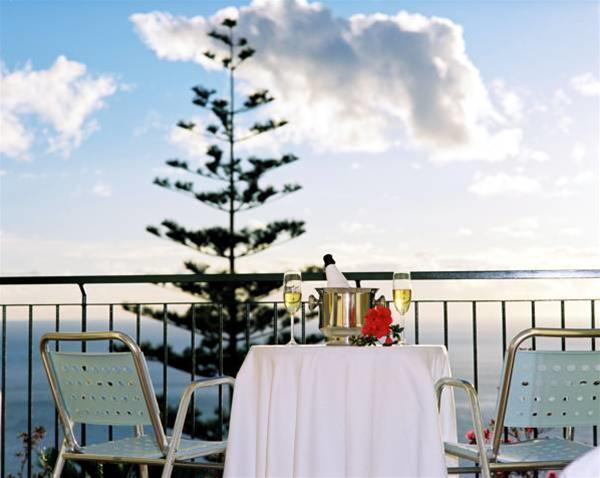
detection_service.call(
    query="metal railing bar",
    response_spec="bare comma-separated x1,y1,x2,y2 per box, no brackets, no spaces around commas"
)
560,300,567,441
1,305,6,478
27,305,33,478
245,303,251,351
301,303,306,344
2,269,600,286
414,301,419,345
273,302,278,345
591,297,597,443
79,285,87,447
218,304,224,441
501,301,507,359
108,304,114,442
560,300,566,351
443,301,449,349
2,296,600,312
530,301,538,440
531,301,536,351
472,301,478,392
162,303,168,427
190,303,197,438
54,305,60,450
5,296,600,308
501,300,508,443
136,304,141,344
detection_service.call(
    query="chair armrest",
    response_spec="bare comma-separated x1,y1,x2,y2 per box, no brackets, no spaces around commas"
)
434,377,492,478
167,376,235,455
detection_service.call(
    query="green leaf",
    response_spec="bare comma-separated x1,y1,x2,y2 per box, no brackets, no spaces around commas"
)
191,85,216,107
175,181,193,192
177,120,195,130
153,177,170,188
146,225,161,237
208,29,232,46
238,47,255,61
250,119,288,134
244,89,274,108
166,159,189,170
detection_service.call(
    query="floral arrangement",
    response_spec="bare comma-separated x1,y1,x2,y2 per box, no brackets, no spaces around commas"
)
350,305,404,346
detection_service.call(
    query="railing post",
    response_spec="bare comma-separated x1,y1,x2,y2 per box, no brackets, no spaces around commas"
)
78,284,87,447
1,305,6,478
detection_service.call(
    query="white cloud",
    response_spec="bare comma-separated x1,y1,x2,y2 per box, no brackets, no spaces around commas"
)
131,0,521,161
0,56,118,160
92,181,112,197
468,172,542,196
523,148,549,162
491,79,523,121
491,217,539,239
340,221,377,234
554,170,593,188
560,227,582,237
571,142,586,163
0,169,6,177
167,119,209,158
133,110,164,137
457,227,472,236
570,73,600,97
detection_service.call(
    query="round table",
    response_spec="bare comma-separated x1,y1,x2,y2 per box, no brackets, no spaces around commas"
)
224,344,456,477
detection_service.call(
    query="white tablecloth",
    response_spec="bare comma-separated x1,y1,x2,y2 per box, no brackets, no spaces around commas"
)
561,447,600,478
224,345,456,477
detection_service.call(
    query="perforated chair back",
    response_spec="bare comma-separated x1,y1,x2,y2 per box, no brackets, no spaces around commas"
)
40,331,168,453
504,350,600,427
47,351,154,426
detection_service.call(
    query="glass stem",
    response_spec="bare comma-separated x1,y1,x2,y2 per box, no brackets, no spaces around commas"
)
290,312,296,344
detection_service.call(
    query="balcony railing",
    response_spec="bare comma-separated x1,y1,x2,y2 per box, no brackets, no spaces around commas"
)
1,269,599,477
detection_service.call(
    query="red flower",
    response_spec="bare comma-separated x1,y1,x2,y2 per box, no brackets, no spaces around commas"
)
362,305,393,338
384,336,393,345
547,472,558,478
465,428,491,444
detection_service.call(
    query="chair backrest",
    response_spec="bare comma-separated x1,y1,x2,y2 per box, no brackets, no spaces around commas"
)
504,350,600,427
46,351,153,426
492,328,600,455
40,331,168,452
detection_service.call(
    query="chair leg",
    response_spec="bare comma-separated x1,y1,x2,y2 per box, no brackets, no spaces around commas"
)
160,457,175,478
139,464,149,478
53,440,67,478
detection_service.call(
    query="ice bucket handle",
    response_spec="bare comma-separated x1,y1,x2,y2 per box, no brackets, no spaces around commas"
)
308,294,320,311
308,293,385,310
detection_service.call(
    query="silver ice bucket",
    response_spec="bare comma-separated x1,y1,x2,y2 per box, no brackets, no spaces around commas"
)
308,287,384,345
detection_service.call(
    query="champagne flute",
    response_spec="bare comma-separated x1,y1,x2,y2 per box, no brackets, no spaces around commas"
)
392,272,412,344
283,270,302,345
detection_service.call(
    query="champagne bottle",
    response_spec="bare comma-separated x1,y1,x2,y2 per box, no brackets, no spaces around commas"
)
323,254,351,288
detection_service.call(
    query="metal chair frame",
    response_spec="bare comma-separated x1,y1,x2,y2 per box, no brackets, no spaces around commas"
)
435,327,600,478
40,331,234,478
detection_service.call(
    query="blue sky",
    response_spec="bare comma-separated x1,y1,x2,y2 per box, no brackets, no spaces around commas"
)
1,0,599,283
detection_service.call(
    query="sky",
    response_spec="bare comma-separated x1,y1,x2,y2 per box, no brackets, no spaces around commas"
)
1,0,599,291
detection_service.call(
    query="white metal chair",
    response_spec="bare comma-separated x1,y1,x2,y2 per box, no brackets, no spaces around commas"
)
40,331,234,478
435,328,600,478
